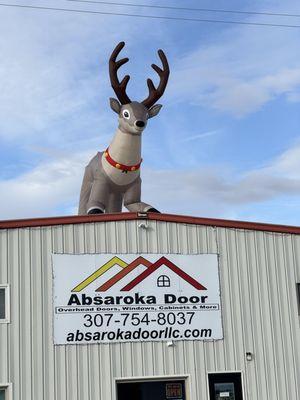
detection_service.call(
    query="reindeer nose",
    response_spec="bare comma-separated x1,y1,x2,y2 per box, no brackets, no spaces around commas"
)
135,120,145,128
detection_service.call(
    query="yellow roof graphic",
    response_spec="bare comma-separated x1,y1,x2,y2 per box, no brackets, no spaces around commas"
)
72,256,128,292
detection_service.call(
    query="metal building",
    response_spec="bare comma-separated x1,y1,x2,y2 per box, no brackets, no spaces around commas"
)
0,212,299,400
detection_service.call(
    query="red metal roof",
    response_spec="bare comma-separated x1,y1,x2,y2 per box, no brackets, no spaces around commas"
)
0,212,299,234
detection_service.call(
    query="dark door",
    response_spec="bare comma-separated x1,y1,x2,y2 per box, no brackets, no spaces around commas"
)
117,379,186,400
208,373,243,400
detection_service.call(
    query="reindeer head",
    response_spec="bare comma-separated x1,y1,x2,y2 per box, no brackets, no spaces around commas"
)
109,42,169,135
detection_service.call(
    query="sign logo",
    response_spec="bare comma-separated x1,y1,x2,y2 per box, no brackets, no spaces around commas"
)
53,254,223,344
72,256,207,292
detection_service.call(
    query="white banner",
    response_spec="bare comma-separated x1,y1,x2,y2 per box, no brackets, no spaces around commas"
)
52,254,223,344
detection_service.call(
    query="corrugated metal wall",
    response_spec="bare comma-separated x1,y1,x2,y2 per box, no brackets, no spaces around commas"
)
0,220,299,400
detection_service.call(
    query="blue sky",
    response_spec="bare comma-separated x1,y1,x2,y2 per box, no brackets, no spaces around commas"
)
0,0,300,224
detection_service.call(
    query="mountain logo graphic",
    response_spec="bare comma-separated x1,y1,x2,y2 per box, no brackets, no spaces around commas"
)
72,256,207,292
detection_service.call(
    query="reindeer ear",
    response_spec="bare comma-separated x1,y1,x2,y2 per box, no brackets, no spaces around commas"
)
110,98,121,114
148,104,162,118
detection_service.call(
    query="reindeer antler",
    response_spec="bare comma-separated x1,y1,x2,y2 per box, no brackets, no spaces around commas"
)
109,41,131,105
142,49,170,109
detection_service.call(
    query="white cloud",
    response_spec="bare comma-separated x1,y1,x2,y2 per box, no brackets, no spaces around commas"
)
0,151,90,219
208,68,300,116
1,141,300,222
0,2,167,142
262,143,300,179
178,130,219,143
0,0,299,225
142,142,300,219
168,3,300,116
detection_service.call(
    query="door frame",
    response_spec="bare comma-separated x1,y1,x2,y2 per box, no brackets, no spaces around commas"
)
0,384,12,400
115,374,191,400
207,371,246,400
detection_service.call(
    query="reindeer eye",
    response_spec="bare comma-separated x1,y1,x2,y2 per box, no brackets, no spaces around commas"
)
122,110,130,119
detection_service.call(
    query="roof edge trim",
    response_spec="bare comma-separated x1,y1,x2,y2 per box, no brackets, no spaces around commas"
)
0,212,299,234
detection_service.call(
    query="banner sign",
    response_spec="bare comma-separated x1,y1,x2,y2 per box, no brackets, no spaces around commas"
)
52,254,223,344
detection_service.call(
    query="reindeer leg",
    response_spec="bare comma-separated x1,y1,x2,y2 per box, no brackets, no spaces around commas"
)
124,178,160,213
105,192,123,213
86,173,110,214
78,164,93,215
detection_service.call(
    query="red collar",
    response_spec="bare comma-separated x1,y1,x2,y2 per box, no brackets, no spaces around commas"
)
104,148,142,172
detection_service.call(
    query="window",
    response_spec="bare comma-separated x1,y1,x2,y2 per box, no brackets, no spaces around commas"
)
297,283,300,315
117,379,186,400
0,385,10,400
157,275,170,287
208,373,243,400
0,285,10,323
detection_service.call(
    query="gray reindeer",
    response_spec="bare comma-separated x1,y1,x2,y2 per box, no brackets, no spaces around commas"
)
78,42,169,214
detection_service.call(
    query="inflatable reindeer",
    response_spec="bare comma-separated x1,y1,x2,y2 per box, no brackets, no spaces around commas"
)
78,42,169,214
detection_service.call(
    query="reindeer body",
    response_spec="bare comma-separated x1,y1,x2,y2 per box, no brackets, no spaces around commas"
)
78,152,149,214
78,43,169,215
